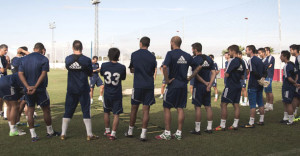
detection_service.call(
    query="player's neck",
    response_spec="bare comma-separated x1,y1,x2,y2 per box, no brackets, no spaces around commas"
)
111,61,118,63
140,47,148,50
73,50,82,55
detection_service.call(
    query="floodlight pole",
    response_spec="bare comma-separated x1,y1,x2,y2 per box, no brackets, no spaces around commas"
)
278,0,282,82
49,22,56,68
92,0,100,57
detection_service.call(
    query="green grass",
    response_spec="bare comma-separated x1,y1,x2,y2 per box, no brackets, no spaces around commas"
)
1,69,300,156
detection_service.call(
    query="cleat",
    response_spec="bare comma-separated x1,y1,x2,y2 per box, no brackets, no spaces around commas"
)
109,135,117,141
155,133,171,140
9,131,19,136
204,129,213,134
139,137,147,142
27,123,41,128
32,137,39,142
87,135,99,141
189,96,192,100
16,122,26,126
256,122,264,126
47,131,61,137
4,117,8,120
172,133,182,140
279,120,288,124
18,129,26,136
240,124,255,128
60,135,66,140
159,95,163,99
90,99,93,104
98,96,103,102
214,126,226,131
124,132,133,138
293,117,300,122
286,122,294,125
0,111,3,117
190,130,201,135
104,131,111,137
228,126,238,130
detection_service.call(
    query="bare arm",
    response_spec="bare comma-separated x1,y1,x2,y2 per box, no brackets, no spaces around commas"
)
18,72,30,89
163,65,174,84
154,68,157,80
188,65,202,81
196,75,208,86
34,71,47,89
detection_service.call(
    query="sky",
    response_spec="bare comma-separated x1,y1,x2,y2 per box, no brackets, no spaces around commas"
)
0,0,299,62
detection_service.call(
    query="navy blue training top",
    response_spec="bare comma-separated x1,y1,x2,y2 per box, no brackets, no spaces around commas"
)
225,57,246,88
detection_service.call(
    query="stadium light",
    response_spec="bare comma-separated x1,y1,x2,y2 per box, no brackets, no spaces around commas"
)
49,22,56,68
92,0,101,57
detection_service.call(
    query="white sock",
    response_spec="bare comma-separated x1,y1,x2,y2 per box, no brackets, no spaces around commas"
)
220,119,226,128
233,119,239,128
215,94,218,99
61,118,71,136
8,121,11,130
111,131,116,137
83,119,93,136
30,128,37,138
164,130,171,136
240,96,243,103
244,97,248,103
294,107,299,115
283,112,288,120
265,103,270,108
105,128,110,133
3,106,7,118
269,104,273,109
46,125,54,135
140,128,147,139
288,115,294,123
207,121,213,130
176,130,182,136
195,122,201,132
128,126,134,135
10,125,16,133
259,115,264,122
249,117,255,125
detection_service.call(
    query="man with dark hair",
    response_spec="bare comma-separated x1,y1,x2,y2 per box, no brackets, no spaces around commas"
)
100,48,126,140
209,54,220,102
215,45,246,131
159,62,168,99
126,36,157,141
237,51,249,106
155,37,202,140
290,44,300,118
224,52,230,86
61,40,98,141
280,50,298,125
89,56,104,104
241,45,266,128
11,47,30,74
189,43,215,135
264,47,275,111
0,44,8,118
19,42,60,142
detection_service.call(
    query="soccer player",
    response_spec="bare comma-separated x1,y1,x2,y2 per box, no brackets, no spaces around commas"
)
0,44,8,118
89,56,104,104
280,50,298,125
209,54,220,102
215,45,246,131
100,48,126,140
189,43,215,135
155,36,201,140
125,37,157,141
290,44,300,117
19,42,60,142
0,73,26,136
237,52,249,106
159,63,167,99
241,45,267,128
61,40,98,141
264,47,275,111
224,52,230,86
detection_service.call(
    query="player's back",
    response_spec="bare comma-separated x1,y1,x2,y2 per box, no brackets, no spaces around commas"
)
163,49,193,88
100,62,126,98
130,49,157,89
91,63,100,78
283,62,297,89
193,55,214,86
19,52,49,89
226,57,246,88
248,56,264,90
11,57,23,74
65,54,93,94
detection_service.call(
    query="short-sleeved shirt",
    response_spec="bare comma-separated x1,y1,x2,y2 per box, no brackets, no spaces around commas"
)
0,56,7,76
242,59,248,79
163,49,198,89
283,62,297,90
10,73,23,88
19,52,49,90
91,62,100,78
266,55,275,78
129,49,157,89
11,57,23,74
225,57,246,88
248,56,265,90
295,55,300,84
192,55,214,86
100,62,126,99
65,54,93,94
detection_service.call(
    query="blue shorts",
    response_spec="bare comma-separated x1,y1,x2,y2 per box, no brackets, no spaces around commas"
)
282,88,295,104
131,88,155,106
25,89,50,107
240,80,247,88
163,87,187,108
90,77,103,88
248,88,263,109
264,78,273,93
0,85,23,101
190,78,195,86
192,84,211,107
103,96,123,115
221,87,242,104
212,79,217,87
64,91,91,119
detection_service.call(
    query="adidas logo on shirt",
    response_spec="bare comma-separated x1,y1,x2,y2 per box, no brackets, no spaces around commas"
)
238,65,243,71
69,62,82,69
177,56,187,64
202,60,209,67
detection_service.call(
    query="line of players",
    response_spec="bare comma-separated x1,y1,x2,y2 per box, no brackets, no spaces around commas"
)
0,37,299,142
